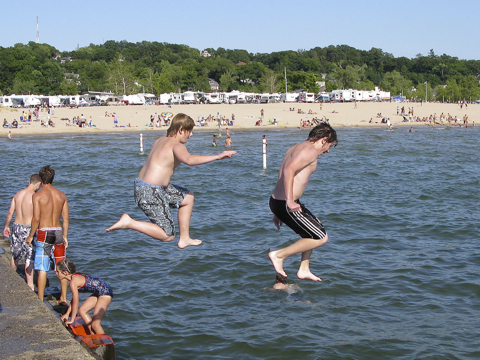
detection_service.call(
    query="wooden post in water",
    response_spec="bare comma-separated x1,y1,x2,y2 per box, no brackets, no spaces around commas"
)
262,135,267,169
139,133,144,155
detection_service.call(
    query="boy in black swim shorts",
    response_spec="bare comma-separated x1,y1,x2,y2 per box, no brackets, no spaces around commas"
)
268,123,337,282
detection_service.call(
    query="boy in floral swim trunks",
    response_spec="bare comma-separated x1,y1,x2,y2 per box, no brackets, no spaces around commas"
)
107,113,236,248
3,174,42,290
26,165,69,303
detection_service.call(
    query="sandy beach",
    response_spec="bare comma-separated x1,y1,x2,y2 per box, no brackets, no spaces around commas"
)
1,101,477,136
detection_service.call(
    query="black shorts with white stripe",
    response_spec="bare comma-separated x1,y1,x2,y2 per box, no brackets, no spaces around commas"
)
269,197,326,240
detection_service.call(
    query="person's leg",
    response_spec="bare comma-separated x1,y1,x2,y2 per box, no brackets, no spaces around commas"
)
106,214,174,242
90,296,112,334
25,261,34,290
78,296,97,333
269,235,328,280
37,270,47,300
9,256,17,271
59,278,69,303
177,193,202,249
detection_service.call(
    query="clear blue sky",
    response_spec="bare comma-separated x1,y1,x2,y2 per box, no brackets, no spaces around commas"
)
2,0,479,60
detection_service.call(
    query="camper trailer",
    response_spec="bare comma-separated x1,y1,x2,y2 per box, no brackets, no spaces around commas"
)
281,93,298,102
300,92,315,103
182,91,197,104
0,96,13,107
159,93,173,104
120,94,146,105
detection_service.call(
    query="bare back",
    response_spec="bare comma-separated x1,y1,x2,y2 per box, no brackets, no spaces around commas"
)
12,188,35,225
33,185,68,228
138,136,183,186
272,141,319,201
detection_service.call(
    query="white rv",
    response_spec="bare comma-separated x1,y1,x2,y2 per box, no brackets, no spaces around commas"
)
281,93,298,102
67,95,89,106
303,92,315,103
23,95,42,107
159,93,173,104
0,96,13,107
120,94,146,105
205,93,222,104
182,91,197,104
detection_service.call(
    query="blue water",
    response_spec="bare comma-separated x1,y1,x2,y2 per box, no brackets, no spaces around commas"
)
1,127,479,359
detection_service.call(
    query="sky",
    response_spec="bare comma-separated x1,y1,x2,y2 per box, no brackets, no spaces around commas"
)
2,0,479,60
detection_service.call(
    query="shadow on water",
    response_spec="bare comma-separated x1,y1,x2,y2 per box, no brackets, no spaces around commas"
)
1,127,480,359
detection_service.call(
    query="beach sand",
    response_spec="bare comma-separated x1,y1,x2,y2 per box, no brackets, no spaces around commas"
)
1,102,477,136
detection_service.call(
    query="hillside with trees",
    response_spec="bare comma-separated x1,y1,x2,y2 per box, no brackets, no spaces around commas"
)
0,41,479,102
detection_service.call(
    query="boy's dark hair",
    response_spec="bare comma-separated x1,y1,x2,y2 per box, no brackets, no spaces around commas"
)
29,174,41,184
39,165,55,184
56,259,76,274
275,274,287,284
307,123,338,146
166,113,195,137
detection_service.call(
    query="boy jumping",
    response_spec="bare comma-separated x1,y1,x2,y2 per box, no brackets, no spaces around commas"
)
107,113,236,248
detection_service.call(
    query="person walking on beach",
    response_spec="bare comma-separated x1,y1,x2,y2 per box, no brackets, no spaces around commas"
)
3,174,42,290
106,113,236,248
268,123,337,282
26,165,69,304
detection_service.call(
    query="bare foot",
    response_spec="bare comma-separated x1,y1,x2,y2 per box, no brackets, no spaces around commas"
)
269,251,287,277
178,238,202,249
106,214,132,232
297,269,322,282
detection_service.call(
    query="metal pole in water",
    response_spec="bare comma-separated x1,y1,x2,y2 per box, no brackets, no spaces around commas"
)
262,135,267,169
140,133,144,154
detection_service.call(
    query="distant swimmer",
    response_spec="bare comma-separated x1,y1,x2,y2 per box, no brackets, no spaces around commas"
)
106,113,236,249
268,123,337,282
225,136,232,147
212,134,217,147
409,127,414,132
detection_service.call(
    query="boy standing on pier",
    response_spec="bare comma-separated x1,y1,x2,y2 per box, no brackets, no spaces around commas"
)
268,123,337,281
107,113,236,248
26,165,69,304
3,174,42,290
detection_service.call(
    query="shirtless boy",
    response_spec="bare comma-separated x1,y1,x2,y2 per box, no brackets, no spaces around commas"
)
26,165,69,303
268,123,337,281
3,174,42,290
107,113,236,248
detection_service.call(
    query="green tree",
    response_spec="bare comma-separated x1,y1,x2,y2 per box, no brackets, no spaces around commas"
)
459,75,480,102
59,79,79,95
219,70,237,91
380,71,414,97
107,54,137,95
259,69,279,93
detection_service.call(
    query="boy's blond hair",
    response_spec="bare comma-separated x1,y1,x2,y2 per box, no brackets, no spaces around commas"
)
166,113,195,137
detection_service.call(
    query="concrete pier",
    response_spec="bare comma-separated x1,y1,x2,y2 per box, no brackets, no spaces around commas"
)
0,237,96,360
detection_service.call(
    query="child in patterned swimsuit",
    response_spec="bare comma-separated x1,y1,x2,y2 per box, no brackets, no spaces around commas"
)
56,259,113,335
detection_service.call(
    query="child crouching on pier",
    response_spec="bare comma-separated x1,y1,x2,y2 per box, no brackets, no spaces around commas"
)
56,259,113,335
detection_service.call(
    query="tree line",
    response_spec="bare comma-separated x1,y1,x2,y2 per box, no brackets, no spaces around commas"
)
0,41,479,102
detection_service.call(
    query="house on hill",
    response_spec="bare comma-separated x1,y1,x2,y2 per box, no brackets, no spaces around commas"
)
208,78,219,91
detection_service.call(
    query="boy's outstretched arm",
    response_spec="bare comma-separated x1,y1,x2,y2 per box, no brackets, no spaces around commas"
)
174,144,236,166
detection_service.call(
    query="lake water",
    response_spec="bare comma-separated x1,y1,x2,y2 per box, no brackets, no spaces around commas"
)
1,126,479,359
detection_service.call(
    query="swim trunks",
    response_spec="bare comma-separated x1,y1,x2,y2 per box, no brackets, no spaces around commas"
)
76,274,114,297
34,228,65,272
10,223,34,264
269,197,326,240
134,178,190,237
